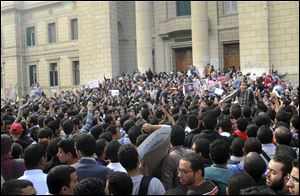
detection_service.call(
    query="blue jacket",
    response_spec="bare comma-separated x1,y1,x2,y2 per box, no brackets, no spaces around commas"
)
72,158,112,182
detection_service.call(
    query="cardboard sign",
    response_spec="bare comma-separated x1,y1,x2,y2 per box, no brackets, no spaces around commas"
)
137,125,171,175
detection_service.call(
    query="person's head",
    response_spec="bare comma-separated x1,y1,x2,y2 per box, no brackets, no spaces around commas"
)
227,171,256,195
230,137,245,157
74,177,105,195
237,117,248,132
275,144,297,160
136,133,149,147
240,81,248,92
47,165,77,195
95,138,108,159
210,138,230,165
191,138,210,159
170,124,185,147
244,152,267,182
242,105,252,118
203,113,217,130
245,124,258,138
9,123,24,139
257,125,273,144
243,137,262,155
218,117,232,133
276,110,290,124
128,125,142,146
1,134,13,156
11,143,23,159
24,144,47,170
106,125,121,141
57,139,77,165
274,126,292,145
187,115,198,129
118,144,139,172
74,133,96,158
287,159,299,195
255,113,271,127
1,179,37,195
290,114,299,131
104,140,121,163
239,185,276,195
26,114,38,128
37,127,53,140
178,152,204,186
105,171,133,195
61,120,75,136
123,119,135,134
266,153,293,193
98,131,113,142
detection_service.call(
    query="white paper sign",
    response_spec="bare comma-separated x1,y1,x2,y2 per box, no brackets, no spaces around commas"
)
214,88,224,96
88,81,99,89
109,90,120,97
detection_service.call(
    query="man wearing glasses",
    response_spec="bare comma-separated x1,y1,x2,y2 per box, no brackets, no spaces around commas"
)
177,153,219,195
287,159,299,195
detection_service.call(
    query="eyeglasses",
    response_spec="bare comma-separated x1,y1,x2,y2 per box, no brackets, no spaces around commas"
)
177,168,193,175
288,174,299,183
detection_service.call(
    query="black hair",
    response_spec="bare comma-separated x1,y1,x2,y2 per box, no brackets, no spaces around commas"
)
74,177,105,195
104,140,121,163
245,124,258,138
1,179,34,195
95,138,108,157
47,165,76,194
75,133,96,156
257,125,273,144
90,125,104,140
181,152,204,177
187,115,198,129
274,126,292,145
237,117,248,132
58,139,77,159
272,153,293,177
218,117,232,133
128,125,142,146
239,185,276,195
170,124,185,146
118,144,139,171
1,134,13,156
107,171,133,195
98,131,113,142
227,171,256,195
210,138,230,165
192,138,210,159
243,137,262,154
244,152,267,182
62,120,74,135
24,144,47,169
230,137,245,157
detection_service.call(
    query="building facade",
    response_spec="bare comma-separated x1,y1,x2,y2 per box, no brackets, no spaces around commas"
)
1,1,299,97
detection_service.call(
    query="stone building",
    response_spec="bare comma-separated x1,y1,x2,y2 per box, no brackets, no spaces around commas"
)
1,1,299,97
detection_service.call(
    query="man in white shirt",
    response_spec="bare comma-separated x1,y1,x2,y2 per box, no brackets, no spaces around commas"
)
18,144,48,195
104,140,127,173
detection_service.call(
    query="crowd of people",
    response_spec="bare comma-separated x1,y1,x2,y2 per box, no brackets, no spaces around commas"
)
1,65,299,195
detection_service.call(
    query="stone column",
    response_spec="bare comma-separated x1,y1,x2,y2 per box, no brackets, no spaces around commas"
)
135,1,153,73
191,1,209,77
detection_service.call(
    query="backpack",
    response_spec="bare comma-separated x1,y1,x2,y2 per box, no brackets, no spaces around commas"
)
138,176,153,195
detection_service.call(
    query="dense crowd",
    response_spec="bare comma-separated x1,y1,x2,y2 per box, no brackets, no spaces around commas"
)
1,65,299,195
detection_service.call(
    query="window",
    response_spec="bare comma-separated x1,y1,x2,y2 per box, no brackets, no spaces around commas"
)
71,19,78,40
223,1,238,15
26,27,35,46
48,23,56,43
29,65,37,87
176,1,191,16
49,63,58,86
1,65,4,89
72,61,80,85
